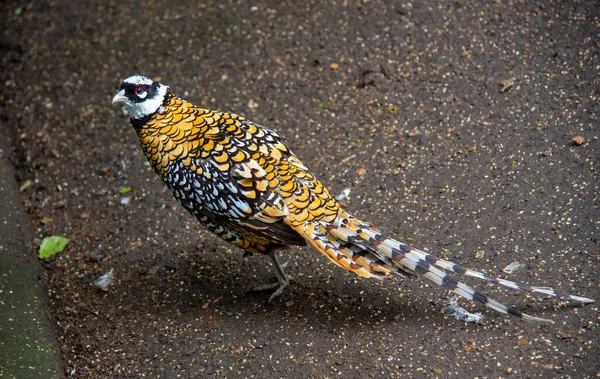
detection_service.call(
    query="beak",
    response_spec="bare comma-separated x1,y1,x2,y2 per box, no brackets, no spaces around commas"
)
112,89,127,105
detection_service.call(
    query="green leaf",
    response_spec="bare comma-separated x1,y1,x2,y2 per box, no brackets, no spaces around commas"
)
19,179,32,191
14,7,22,16
39,236,70,259
319,103,329,109
119,186,133,194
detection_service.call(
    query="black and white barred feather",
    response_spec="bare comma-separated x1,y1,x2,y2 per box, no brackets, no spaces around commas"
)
299,214,593,323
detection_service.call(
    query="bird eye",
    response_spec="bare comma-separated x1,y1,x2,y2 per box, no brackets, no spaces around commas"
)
134,85,146,95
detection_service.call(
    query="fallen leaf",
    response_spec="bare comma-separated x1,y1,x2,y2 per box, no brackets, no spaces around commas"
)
557,332,572,339
531,362,553,369
499,78,515,93
503,261,524,274
119,186,134,194
571,136,585,146
39,236,70,259
82,108,95,118
19,180,32,191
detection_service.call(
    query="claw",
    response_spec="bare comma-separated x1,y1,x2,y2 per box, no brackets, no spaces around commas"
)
253,252,292,302
253,280,289,302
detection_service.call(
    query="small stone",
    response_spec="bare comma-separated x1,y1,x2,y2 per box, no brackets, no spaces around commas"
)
334,188,352,201
330,62,339,70
248,99,259,109
88,247,107,262
54,199,67,208
94,269,114,291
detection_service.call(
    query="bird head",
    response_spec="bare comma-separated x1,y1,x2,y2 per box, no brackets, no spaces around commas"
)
112,75,169,119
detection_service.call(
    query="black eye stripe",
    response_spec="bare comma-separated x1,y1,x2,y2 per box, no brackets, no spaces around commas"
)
120,82,159,103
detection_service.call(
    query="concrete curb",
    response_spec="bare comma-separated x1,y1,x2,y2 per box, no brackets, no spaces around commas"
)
0,139,63,378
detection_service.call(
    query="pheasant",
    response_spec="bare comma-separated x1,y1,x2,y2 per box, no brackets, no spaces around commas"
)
112,75,593,322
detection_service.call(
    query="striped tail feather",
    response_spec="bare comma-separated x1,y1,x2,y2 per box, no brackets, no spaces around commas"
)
297,213,594,323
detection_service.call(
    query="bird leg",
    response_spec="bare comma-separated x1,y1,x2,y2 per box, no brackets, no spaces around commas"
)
253,252,293,302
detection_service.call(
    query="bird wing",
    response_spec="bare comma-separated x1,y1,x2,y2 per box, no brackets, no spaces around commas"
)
161,115,307,247
168,157,305,247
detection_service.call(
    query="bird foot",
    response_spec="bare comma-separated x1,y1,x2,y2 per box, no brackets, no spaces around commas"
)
253,279,291,302
253,253,293,302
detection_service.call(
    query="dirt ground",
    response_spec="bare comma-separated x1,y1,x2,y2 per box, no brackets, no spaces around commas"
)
2,0,599,377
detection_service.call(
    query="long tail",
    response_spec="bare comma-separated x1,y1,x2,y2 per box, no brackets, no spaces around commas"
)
297,213,594,323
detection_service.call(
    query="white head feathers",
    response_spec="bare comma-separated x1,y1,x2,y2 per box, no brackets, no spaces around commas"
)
113,75,169,119
123,75,154,86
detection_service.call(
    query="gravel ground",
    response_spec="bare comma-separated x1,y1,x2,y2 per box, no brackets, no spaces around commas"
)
2,0,599,377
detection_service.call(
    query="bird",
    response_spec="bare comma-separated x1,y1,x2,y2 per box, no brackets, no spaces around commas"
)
112,74,593,323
